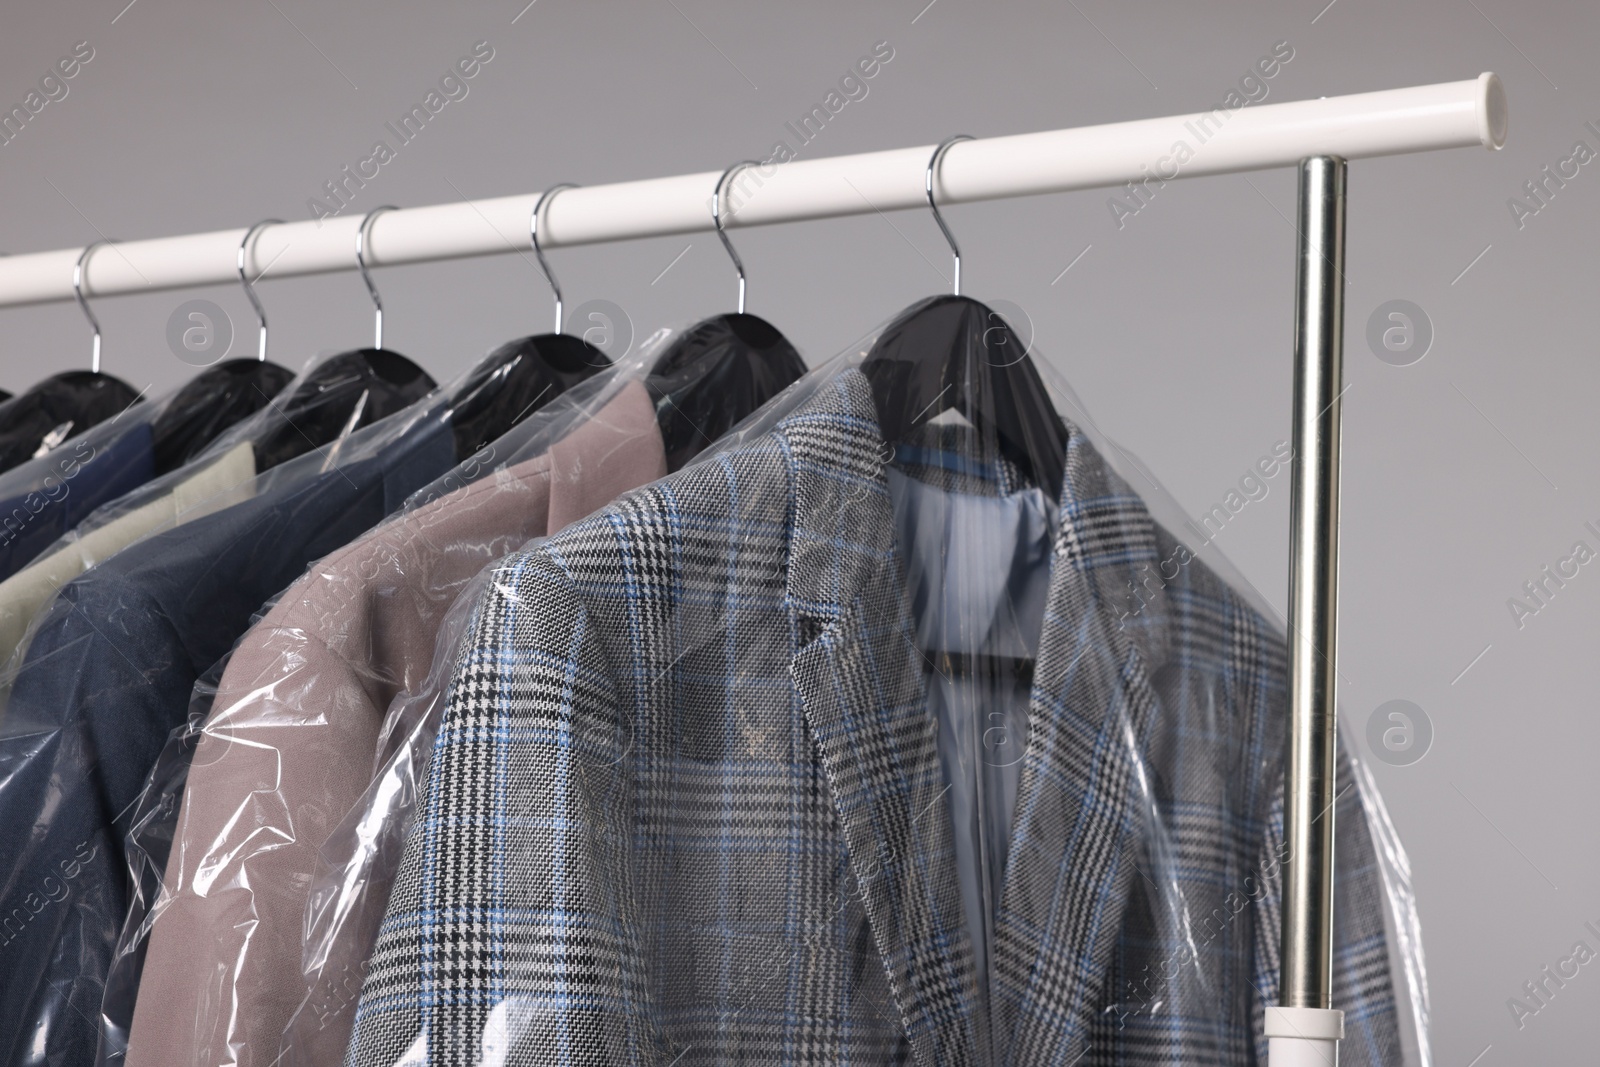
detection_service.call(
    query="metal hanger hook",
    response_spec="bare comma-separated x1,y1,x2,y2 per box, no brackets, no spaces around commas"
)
925,135,974,296
531,183,578,334
73,239,116,374
712,160,759,315
356,205,398,350
237,219,282,362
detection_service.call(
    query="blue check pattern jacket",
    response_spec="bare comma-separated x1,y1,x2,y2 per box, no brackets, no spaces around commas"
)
345,369,1402,1066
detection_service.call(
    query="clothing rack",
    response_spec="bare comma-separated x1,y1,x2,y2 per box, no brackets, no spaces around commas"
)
2,73,1507,1066
0,76,1501,305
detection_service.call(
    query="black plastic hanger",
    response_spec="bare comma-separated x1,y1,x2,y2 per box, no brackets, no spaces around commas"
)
860,136,1066,504
448,334,610,460
150,221,299,474
251,208,436,471
645,161,807,472
151,359,295,474
252,348,435,470
0,240,143,474
0,372,142,473
446,185,611,459
860,137,1067,684
648,314,805,473
862,294,1065,503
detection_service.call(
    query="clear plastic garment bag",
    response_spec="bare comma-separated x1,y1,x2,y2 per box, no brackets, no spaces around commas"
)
107,348,659,1067
323,300,1426,1067
109,311,811,1067
0,311,642,1067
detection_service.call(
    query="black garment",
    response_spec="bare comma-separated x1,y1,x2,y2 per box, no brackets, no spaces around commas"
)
151,360,295,475
0,371,142,474
0,419,155,582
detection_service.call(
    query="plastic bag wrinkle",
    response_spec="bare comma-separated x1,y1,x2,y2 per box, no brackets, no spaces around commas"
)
0,345,472,1067
327,306,1423,1066
118,350,673,1067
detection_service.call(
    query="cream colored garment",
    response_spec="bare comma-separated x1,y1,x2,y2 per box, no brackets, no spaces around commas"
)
0,442,258,673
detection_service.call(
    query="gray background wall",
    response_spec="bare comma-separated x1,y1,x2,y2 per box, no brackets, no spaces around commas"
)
1,0,1595,1062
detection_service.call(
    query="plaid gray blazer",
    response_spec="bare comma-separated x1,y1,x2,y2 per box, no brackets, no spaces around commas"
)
345,368,1401,1066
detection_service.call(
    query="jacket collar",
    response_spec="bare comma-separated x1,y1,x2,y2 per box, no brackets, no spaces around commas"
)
545,380,668,530
777,367,1172,1063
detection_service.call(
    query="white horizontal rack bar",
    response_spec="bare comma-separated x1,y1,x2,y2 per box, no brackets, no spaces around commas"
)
0,73,1504,309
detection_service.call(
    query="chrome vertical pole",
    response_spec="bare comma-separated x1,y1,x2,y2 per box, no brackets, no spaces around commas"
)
1268,155,1348,1066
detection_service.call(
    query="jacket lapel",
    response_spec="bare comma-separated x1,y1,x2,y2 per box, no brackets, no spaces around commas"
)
990,427,1172,1064
780,370,982,1067
775,369,1176,1064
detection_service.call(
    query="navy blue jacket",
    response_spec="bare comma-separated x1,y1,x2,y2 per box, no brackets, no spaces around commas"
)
0,413,453,1067
0,422,155,582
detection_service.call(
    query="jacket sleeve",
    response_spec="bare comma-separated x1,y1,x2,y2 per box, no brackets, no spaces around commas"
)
344,545,665,1067
0,576,184,1067
127,633,382,1067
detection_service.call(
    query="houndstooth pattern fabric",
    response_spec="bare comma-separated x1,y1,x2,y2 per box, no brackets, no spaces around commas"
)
345,368,1402,1066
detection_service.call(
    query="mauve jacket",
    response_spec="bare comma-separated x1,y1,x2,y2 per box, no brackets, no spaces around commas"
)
125,382,667,1067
